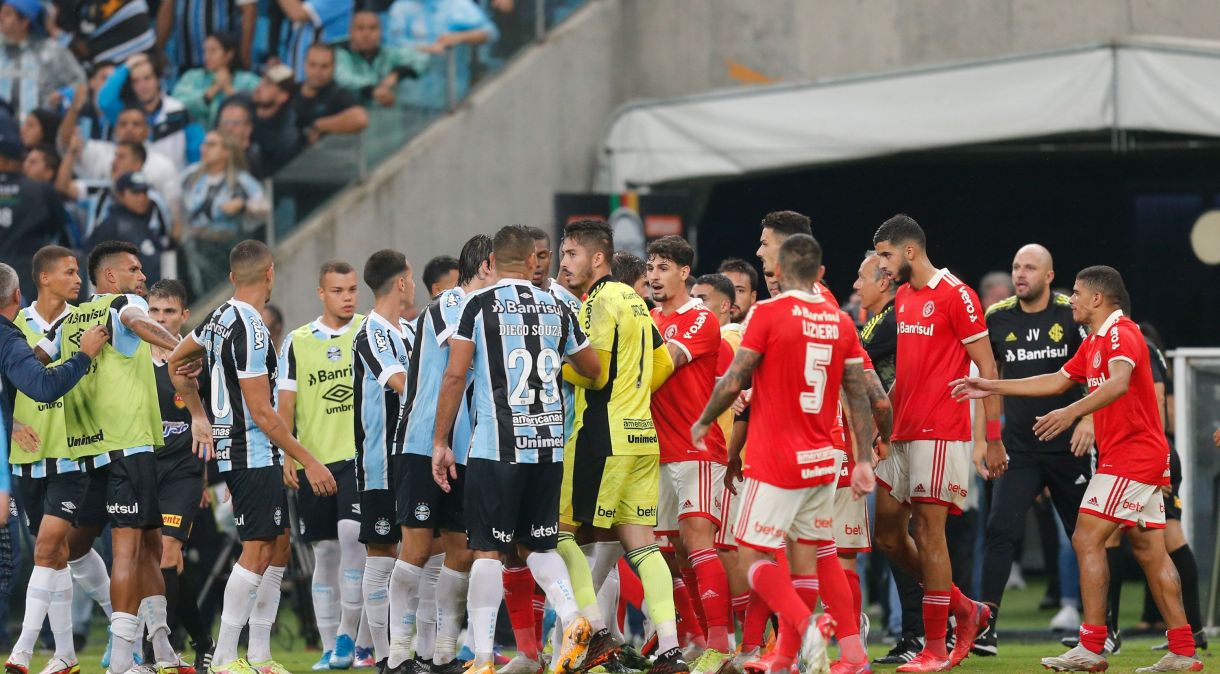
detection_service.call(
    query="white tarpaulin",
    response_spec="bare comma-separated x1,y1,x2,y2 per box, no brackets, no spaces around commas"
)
599,40,1220,190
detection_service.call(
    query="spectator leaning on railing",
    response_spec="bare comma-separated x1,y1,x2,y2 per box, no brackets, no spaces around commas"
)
98,52,197,169
171,32,260,127
248,63,303,174
385,0,497,109
0,0,86,120
334,10,425,108
294,43,368,146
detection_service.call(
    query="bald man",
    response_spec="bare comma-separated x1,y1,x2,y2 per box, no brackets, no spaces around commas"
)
971,244,1094,656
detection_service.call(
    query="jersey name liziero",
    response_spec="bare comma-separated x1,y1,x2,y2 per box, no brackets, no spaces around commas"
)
652,298,726,464
190,298,279,472
739,290,864,490
1061,311,1169,485
456,278,587,465
891,268,988,442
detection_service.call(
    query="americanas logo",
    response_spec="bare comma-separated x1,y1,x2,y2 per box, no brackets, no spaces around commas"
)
922,301,935,318
327,346,342,362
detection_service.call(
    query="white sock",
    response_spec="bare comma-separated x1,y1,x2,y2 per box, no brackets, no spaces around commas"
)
356,613,372,651
591,542,623,591
433,565,469,665
140,595,176,664
388,561,422,668
214,564,263,665
415,554,443,661
468,558,503,663
48,567,75,660
597,566,623,641
363,556,395,662
13,566,55,659
109,611,140,674
338,520,366,640
526,550,581,625
68,550,112,617
312,540,342,653
248,565,286,663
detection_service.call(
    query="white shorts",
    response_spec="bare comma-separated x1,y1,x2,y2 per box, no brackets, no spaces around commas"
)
1079,473,1166,529
657,461,726,535
714,476,743,550
875,440,971,514
832,487,871,552
734,477,837,552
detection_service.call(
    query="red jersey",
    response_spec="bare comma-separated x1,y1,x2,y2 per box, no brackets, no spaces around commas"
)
835,348,875,488
892,269,988,441
740,291,864,489
652,298,726,463
1061,311,1170,485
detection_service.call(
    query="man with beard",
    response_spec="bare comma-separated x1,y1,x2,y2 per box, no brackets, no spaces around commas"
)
715,258,757,324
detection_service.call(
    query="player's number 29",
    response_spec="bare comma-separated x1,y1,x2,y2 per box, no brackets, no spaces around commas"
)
801,343,832,414
508,347,561,406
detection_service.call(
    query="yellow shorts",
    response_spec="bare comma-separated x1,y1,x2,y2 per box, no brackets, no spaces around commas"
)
561,449,659,528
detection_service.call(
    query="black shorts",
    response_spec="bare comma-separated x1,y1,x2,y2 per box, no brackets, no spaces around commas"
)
16,470,96,535
107,452,163,529
394,454,465,532
359,488,401,545
296,460,361,542
225,466,290,541
465,458,561,554
1165,445,1183,521
156,448,205,542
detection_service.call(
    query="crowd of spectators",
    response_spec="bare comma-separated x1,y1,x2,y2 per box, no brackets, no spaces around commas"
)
0,0,509,301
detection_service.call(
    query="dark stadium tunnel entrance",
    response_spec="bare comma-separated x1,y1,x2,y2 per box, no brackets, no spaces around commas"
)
686,136,1220,349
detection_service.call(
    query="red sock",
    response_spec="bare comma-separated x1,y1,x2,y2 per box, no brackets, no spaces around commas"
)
679,566,709,636
502,567,538,659
747,561,811,649
689,548,731,650
775,544,789,572
949,583,975,621
741,591,771,650
731,593,749,630
791,575,819,611
843,567,863,619
1166,625,1196,658
532,585,546,646
1079,624,1108,655
772,620,799,670
673,577,706,645
815,544,859,640
618,558,643,610
922,591,952,657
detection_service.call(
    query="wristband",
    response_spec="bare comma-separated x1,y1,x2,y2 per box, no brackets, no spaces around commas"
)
986,419,1002,442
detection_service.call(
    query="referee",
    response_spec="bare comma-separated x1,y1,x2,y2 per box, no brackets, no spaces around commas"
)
973,244,1092,656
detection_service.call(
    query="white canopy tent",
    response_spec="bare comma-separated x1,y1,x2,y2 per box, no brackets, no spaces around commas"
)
597,39,1220,191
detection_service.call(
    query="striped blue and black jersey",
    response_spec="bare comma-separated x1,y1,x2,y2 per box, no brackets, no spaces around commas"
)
400,286,475,463
455,278,588,464
190,298,279,472
352,311,412,491
543,279,582,435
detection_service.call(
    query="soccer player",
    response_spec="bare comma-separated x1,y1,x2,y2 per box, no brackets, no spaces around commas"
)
952,265,1202,673
393,236,494,674
972,245,1092,656
714,259,758,325
431,225,600,674
646,237,733,665
276,260,370,670
610,251,650,306
147,280,214,673
555,220,687,674
868,215,1000,672
692,233,877,674
350,250,417,671
529,227,582,312
48,241,196,674
690,273,749,636
170,240,338,674
422,255,460,298
5,247,111,674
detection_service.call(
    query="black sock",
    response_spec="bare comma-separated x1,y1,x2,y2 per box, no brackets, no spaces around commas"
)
1170,544,1203,631
162,567,181,633
1106,547,1124,631
176,567,211,647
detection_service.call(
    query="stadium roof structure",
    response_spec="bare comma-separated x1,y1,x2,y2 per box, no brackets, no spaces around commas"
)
597,38,1220,190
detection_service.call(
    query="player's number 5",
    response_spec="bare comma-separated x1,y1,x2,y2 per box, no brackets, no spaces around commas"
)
801,343,832,414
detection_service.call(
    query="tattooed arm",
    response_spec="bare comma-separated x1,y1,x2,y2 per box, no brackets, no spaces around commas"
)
691,347,762,447
864,368,893,447
842,362,879,497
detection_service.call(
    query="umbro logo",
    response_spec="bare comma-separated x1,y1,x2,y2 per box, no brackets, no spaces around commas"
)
1088,497,1100,506
68,330,82,348
322,384,354,404
61,501,76,512
913,484,926,494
